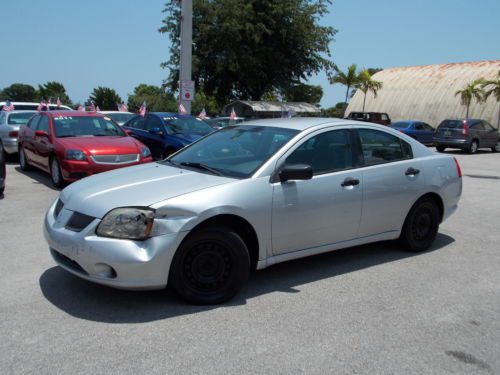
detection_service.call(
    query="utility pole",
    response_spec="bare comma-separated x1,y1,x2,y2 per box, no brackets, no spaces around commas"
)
179,0,193,114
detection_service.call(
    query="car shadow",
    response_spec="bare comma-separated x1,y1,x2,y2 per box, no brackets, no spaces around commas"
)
39,233,454,324
14,166,60,191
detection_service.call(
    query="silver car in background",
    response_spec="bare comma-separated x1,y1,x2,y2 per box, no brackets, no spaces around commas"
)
0,110,37,158
44,118,462,304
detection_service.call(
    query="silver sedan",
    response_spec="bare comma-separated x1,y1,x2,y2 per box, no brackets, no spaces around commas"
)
44,118,462,304
0,110,37,157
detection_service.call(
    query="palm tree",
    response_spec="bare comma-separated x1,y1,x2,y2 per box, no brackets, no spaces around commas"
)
481,70,500,128
455,79,485,119
329,64,359,104
355,70,383,112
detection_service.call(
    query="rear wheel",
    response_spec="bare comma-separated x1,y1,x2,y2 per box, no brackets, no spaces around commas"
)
399,197,440,252
466,140,478,154
436,145,446,153
19,147,31,171
492,140,500,153
50,157,64,188
169,226,250,305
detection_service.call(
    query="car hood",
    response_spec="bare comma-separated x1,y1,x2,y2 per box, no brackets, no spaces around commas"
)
60,162,234,218
57,136,141,155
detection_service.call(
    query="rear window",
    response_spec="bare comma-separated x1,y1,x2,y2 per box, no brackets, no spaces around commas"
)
8,112,36,124
438,120,464,129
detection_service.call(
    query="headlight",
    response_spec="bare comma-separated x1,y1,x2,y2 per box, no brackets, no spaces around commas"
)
141,146,151,158
96,207,155,240
66,149,87,161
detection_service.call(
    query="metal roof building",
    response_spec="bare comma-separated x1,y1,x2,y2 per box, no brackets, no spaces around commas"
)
223,100,320,118
346,60,500,127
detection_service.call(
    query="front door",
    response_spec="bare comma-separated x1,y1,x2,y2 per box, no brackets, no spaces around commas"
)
272,128,362,255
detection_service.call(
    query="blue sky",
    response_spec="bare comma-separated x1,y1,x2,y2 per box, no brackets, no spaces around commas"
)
1,0,499,108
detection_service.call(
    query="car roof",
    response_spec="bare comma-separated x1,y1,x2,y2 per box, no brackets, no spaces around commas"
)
149,112,195,118
4,110,37,114
241,117,357,131
99,111,133,114
44,110,105,117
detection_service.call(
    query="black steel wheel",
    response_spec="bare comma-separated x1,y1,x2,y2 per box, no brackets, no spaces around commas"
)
170,226,250,305
399,197,439,252
436,145,446,153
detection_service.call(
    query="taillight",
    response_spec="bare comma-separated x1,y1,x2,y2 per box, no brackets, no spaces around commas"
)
462,121,468,136
8,131,18,137
454,157,462,178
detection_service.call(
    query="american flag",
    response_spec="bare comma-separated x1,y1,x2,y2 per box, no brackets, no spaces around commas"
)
88,100,96,112
56,97,62,108
178,103,187,114
139,101,147,117
77,105,85,111
37,100,46,112
229,107,236,120
96,105,101,112
118,102,128,112
2,100,14,112
197,108,207,119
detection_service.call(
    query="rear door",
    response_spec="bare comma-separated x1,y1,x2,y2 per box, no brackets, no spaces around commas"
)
421,123,435,144
32,115,53,169
355,128,426,237
468,120,486,146
22,115,40,163
124,116,146,143
143,115,166,159
481,121,498,147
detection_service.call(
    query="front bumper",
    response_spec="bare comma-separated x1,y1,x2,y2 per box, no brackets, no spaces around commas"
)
60,157,153,181
43,198,185,290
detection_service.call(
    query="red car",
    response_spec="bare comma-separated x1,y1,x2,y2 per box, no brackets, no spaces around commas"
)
18,111,153,187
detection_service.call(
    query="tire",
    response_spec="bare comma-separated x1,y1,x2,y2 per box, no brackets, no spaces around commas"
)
399,197,440,252
169,226,250,305
466,140,478,154
436,145,446,153
19,147,31,171
492,140,500,153
50,156,64,188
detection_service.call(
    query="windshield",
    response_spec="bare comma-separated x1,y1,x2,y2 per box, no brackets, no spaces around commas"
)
164,116,213,135
8,112,36,125
390,121,411,129
104,113,134,124
53,116,126,137
167,125,299,178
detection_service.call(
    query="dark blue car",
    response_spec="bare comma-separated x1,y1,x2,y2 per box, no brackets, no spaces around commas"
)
389,120,435,145
123,112,214,159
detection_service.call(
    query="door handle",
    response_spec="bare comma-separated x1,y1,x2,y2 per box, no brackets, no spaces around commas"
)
405,167,420,176
341,177,360,187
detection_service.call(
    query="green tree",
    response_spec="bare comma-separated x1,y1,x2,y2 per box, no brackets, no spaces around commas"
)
455,79,485,119
283,83,323,105
320,102,348,118
159,0,336,107
329,64,359,105
89,87,122,111
355,70,384,112
127,84,177,113
38,81,71,104
482,71,500,128
191,91,220,115
1,83,37,101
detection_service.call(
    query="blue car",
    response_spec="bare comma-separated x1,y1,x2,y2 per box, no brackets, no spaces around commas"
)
123,112,214,159
389,120,435,145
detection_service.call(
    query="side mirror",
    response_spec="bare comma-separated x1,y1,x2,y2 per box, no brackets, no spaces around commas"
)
149,127,163,135
279,164,313,182
35,130,49,137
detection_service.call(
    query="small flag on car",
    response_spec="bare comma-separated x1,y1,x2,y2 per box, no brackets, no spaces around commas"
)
2,100,14,112
178,103,187,114
118,102,128,112
198,108,207,119
88,100,96,112
37,100,46,112
139,101,147,117
229,107,236,120
77,105,85,111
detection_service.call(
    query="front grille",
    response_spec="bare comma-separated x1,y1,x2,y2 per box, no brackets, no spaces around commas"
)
90,154,139,165
51,249,88,275
65,212,95,232
54,199,64,218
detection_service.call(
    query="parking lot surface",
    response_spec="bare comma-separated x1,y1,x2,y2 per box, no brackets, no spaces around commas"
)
1,150,499,374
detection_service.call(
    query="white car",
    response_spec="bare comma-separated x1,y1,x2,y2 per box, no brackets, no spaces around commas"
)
44,118,462,304
99,111,135,126
0,101,72,111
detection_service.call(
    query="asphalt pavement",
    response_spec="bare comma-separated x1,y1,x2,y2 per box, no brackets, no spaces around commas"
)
0,149,499,374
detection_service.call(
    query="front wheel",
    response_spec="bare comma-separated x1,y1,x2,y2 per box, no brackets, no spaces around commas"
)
50,157,64,188
19,147,31,171
169,226,250,305
399,197,440,252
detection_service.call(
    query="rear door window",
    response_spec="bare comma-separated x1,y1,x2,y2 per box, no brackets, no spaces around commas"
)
358,129,412,165
128,116,146,130
438,120,464,129
27,115,40,130
38,116,50,133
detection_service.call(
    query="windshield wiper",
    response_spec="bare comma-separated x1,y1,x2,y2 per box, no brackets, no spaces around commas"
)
179,162,223,176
